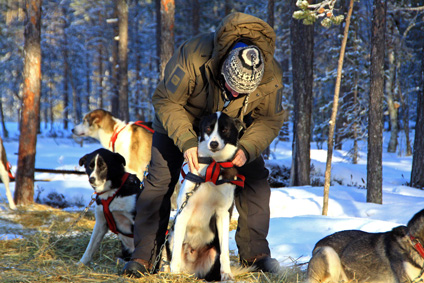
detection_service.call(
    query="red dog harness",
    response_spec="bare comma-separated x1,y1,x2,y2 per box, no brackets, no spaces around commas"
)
182,157,245,187
96,172,133,237
6,162,14,180
410,235,424,258
109,121,154,152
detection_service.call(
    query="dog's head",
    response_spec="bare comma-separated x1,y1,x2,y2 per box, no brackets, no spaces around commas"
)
79,148,126,193
407,209,424,243
198,112,240,162
72,109,114,138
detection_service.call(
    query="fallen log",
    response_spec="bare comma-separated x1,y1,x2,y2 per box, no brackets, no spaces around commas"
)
34,168,86,175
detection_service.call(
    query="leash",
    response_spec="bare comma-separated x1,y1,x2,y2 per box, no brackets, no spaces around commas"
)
0,193,97,272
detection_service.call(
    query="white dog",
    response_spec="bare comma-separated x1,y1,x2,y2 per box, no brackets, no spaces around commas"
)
170,112,243,281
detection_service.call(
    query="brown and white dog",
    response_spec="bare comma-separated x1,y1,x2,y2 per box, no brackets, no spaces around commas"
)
72,109,153,182
169,112,244,281
0,136,16,210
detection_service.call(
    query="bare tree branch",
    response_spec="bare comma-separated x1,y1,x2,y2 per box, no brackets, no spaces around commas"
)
394,5,424,11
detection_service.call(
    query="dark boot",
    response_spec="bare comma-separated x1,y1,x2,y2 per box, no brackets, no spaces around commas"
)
242,254,281,274
122,258,150,278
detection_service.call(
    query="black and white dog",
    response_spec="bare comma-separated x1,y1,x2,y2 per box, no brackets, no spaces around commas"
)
169,112,243,281
78,148,141,265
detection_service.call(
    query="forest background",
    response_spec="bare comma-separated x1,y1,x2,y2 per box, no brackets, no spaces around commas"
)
1,0,424,205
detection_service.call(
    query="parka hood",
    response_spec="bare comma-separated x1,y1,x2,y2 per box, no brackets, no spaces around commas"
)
212,12,276,74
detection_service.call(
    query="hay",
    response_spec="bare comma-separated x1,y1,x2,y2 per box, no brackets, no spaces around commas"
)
0,204,306,282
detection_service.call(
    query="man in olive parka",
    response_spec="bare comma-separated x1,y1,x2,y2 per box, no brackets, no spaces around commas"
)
123,12,285,277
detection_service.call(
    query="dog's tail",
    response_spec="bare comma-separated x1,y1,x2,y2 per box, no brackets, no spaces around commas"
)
307,246,347,283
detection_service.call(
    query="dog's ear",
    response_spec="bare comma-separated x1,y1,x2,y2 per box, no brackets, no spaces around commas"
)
392,225,407,237
87,111,101,127
79,155,88,167
114,152,126,166
199,116,207,132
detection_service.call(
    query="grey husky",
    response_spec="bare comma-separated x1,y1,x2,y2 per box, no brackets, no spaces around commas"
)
307,209,424,283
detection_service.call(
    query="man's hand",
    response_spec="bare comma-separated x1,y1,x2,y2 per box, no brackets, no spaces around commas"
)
232,149,247,167
184,147,199,172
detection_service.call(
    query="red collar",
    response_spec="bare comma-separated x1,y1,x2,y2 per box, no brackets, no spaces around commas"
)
109,124,128,152
96,173,133,237
410,235,424,258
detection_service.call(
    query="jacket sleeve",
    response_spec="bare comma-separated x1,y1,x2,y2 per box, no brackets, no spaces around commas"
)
238,60,286,162
152,43,198,153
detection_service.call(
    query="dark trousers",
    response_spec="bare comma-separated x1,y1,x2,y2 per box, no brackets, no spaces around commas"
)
131,132,271,265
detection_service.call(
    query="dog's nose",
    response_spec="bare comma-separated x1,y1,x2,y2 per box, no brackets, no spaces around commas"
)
209,141,219,150
71,129,75,133
89,177,96,184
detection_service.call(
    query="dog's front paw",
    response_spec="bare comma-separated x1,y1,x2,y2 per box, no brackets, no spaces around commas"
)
220,272,234,281
170,261,181,274
77,260,87,267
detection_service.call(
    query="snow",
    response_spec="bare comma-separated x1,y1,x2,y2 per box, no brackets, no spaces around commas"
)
0,123,421,270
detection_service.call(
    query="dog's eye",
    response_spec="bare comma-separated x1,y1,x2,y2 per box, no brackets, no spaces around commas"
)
221,128,228,134
205,126,212,135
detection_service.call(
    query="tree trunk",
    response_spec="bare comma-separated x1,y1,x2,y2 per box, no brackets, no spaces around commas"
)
192,0,200,36
334,110,344,150
85,53,91,113
158,0,175,81
98,46,104,109
352,71,359,164
118,0,129,122
398,78,412,156
411,47,424,188
0,93,8,138
61,5,69,129
15,0,42,206
334,1,351,151
69,62,81,125
267,0,275,28
62,39,69,128
322,0,354,216
367,0,386,204
134,0,142,120
386,48,398,153
262,0,276,160
224,0,232,15
290,0,314,186
111,2,119,116
155,0,161,76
